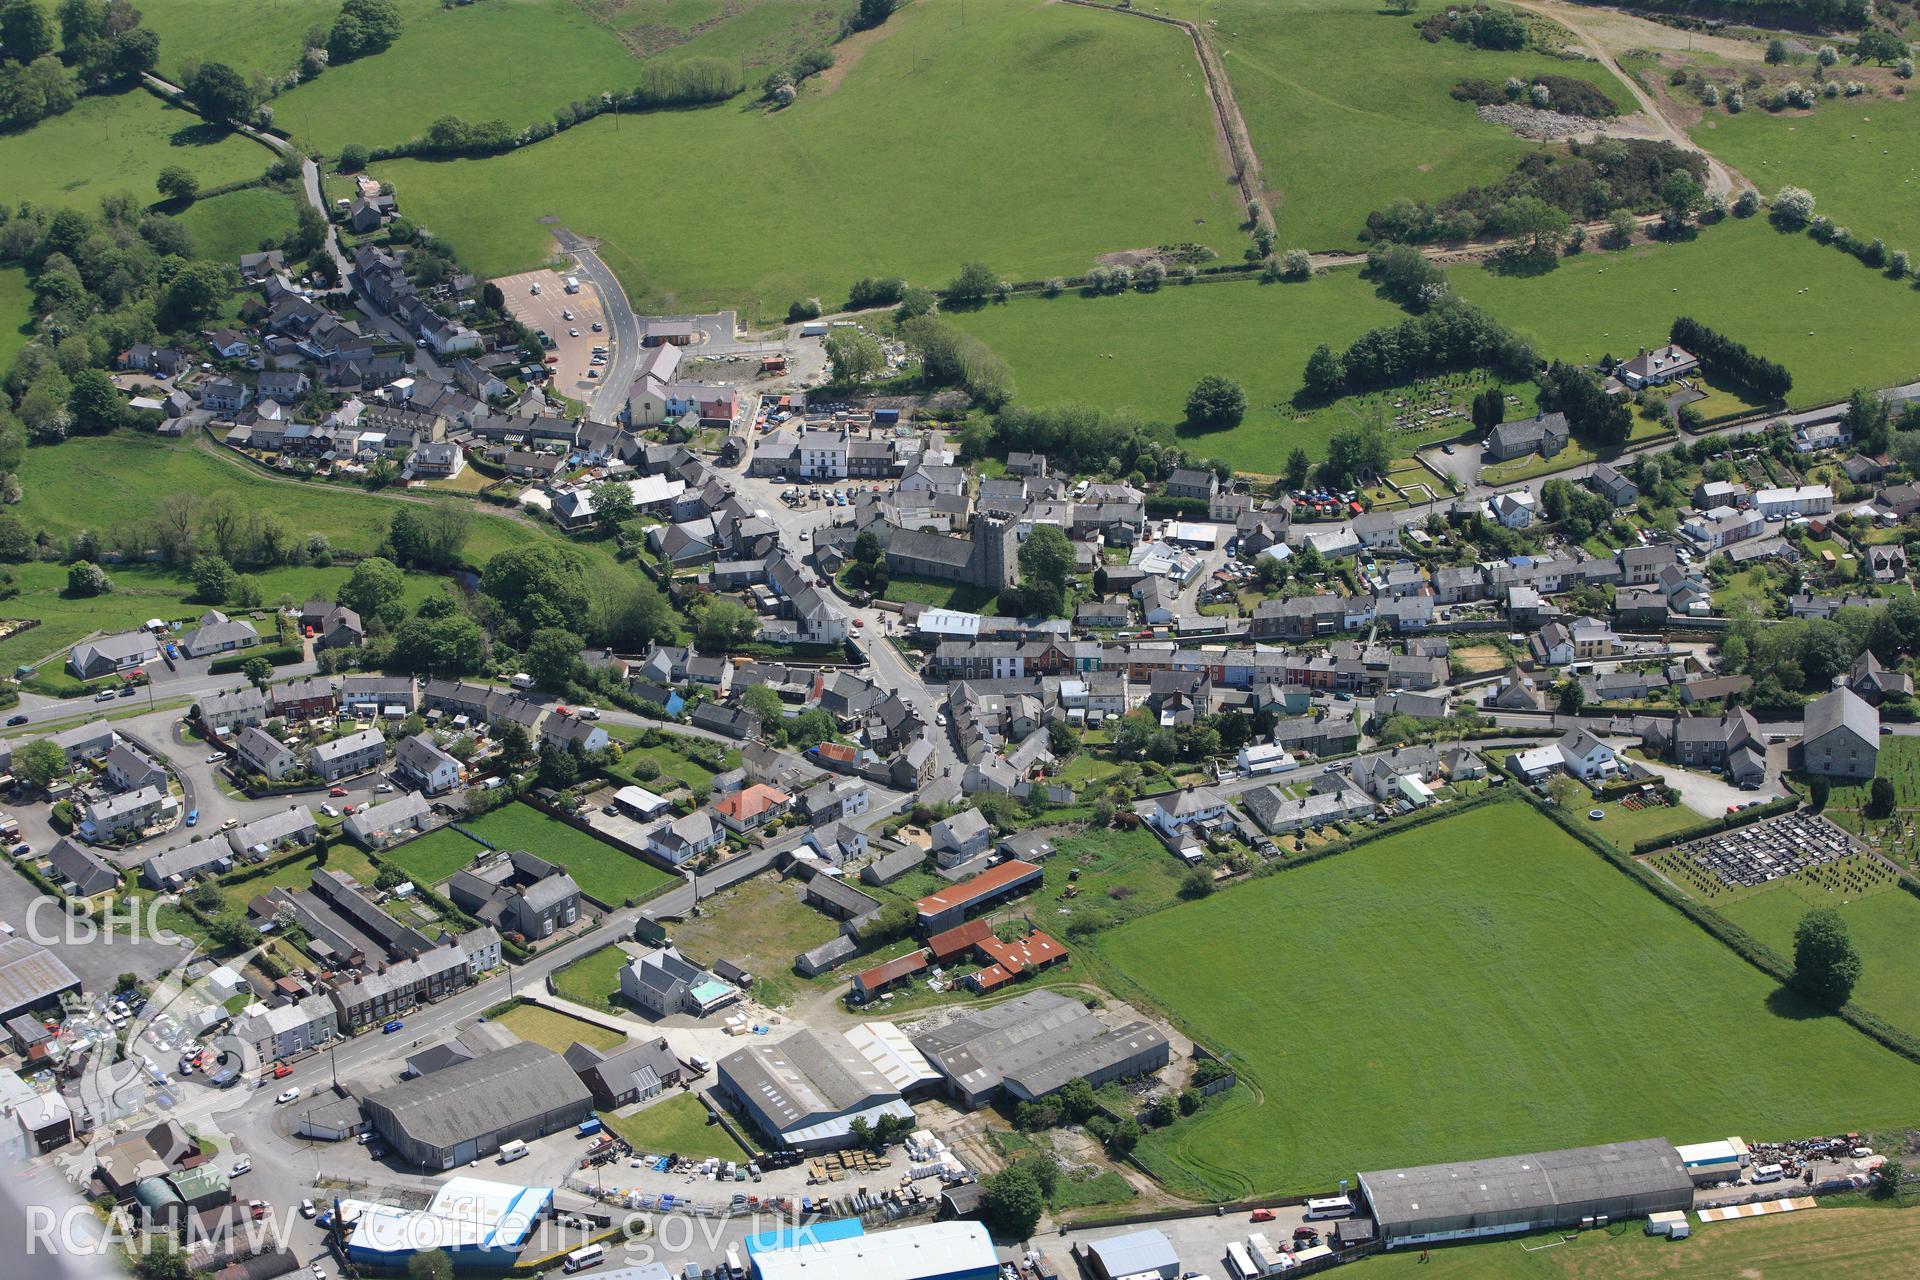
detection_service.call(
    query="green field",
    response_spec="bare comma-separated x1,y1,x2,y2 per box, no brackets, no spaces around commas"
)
140,0,360,82
454,802,677,907
1345,1204,1920,1279
879,574,998,613
376,0,1246,316
214,844,380,911
669,873,841,1004
1722,877,1920,1040
0,267,29,367
1095,800,1920,1199
0,90,268,212
1694,96,1920,255
1450,217,1920,409
602,0,853,70
552,942,632,1013
601,1091,747,1161
272,0,643,154
494,1001,627,1054
1157,0,1631,250
948,273,1438,471
176,187,303,263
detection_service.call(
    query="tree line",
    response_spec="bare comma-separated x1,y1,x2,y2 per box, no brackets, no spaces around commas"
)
0,0,158,133
1670,316,1793,403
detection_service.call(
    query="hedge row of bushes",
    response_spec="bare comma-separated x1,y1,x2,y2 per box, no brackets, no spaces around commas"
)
1629,790,1799,853
209,644,303,675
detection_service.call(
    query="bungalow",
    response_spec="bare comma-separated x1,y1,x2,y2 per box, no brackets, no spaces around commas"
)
710,783,791,833
69,630,158,680
1617,344,1698,389
178,611,259,659
648,810,724,866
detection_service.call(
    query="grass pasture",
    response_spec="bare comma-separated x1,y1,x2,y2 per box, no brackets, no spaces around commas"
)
376,0,1246,316
668,873,840,1001
1694,96,1920,255
453,802,677,907
273,0,642,154
1095,800,1920,1199
0,267,29,367
1161,0,1632,250
945,274,1433,472
0,90,268,212
140,0,359,82
1450,217,1920,409
382,826,491,890
176,187,303,263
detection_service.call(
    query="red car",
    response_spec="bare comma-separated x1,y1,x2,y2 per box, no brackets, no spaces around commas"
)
329,786,348,797
1294,1226,1320,1243
1250,1208,1276,1223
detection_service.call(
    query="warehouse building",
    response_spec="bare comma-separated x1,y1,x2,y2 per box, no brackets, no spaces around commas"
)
746,1220,998,1280
717,1025,934,1152
1358,1138,1694,1249
361,1042,594,1169
0,938,83,1022
910,989,1170,1109
336,1176,553,1270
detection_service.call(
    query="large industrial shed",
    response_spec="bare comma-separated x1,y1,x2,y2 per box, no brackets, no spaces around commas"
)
718,1027,930,1152
1358,1138,1694,1249
910,989,1170,1109
362,1042,595,1169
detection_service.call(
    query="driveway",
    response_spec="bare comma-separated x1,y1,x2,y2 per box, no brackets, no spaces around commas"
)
1630,752,1784,817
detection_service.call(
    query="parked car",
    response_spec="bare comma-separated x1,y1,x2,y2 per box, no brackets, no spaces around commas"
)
275,1087,300,1104
230,1158,251,1177
328,786,347,797
382,1019,405,1034
300,1199,316,1219
185,810,198,827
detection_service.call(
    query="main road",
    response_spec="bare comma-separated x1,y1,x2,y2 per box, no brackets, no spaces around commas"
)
553,228,643,423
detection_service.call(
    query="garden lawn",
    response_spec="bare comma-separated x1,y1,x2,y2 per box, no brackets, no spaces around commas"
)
1694,96,1920,255
1344,1203,1920,1279
0,90,267,211
494,1002,626,1054
176,187,302,263
945,273,1427,472
1721,878,1920,1040
1095,799,1920,1199
212,845,380,911
1578,795,1697,853
608,737,725,792
381,827,490,889
552,942,632,1013
601,1092,747,1161
1158,0,1632,249
273,0,642,154
375,0,1245,317
1449,217,1920,408
456,803,676,907
0,267,29,367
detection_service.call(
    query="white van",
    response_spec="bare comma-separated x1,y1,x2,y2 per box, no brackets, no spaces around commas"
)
1751,1163,1784,1184
563,1244,605,1272
498,1140,529,1164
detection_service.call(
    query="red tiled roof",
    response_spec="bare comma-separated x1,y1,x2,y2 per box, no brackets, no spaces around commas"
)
915,859,1041,917
968,964,1015,993
976,931,1068,976
714,783,789,821
855,950,928,992
926,919,994,963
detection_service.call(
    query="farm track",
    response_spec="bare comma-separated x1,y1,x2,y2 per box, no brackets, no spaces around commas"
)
1061,0,1274,235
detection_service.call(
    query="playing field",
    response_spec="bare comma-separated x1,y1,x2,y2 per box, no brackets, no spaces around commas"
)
1154,0,1632,250
1346,1203,1920,1279
1694,96,1920,255
271,0,643,154
0,90,268,212
375,0,1246,316
1094,800,1920,1199
176,187,303,263
1721,878,1920,1041
1449,217,1920,409
452,802,678,908
947,273,1445,471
